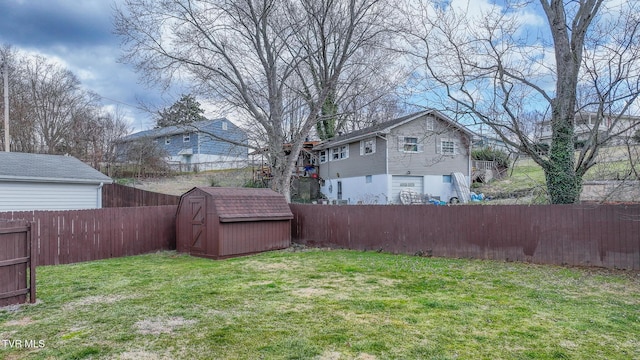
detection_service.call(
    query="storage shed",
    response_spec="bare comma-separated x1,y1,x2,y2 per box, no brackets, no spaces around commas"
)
176,187,293,259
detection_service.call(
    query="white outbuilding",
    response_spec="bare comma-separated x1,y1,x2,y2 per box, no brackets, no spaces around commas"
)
0,152,113,211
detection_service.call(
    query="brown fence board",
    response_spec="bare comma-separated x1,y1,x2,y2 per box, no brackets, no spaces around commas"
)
0,206,177,267
0,220,34,306
102,183,180,208
290,204,640,270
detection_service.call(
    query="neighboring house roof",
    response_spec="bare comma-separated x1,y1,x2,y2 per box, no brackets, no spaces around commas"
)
313,109,474,150
0,152,113,184
118,118,232,142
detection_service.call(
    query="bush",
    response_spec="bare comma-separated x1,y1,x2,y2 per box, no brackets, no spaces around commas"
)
243,179,267,188
472,148,510,169
208,176,221,187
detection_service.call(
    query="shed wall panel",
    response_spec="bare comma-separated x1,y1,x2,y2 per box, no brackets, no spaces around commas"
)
0,182,101,211
218,221,290,257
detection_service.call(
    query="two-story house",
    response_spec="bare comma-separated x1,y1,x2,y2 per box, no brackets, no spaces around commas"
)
537,112,640,147
314,110,473,204
117,118,248,171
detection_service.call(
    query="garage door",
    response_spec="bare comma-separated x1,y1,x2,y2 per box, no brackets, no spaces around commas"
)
391,176,424,204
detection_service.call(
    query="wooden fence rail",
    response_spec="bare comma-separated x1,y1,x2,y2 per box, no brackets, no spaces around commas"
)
290,204,640,270
0,206,177,266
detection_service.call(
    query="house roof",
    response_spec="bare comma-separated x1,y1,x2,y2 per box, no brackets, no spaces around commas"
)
118,118,230,142
0,152,113,184
184,187,293,222
313,109,474,150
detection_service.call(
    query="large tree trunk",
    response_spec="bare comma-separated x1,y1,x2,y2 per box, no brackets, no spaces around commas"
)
540,0,600,204
546,111,581,203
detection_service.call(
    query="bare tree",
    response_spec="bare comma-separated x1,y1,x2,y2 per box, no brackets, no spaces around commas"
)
1,47,132,168
21,55,100,154
114,0,397,201
403,0,640,204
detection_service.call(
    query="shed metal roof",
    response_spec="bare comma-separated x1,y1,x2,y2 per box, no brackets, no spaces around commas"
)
0,152,113,184
185,187,293,222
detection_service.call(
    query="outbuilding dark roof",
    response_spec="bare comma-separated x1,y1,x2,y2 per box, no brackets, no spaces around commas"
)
187,187,293,222
0,152,113,184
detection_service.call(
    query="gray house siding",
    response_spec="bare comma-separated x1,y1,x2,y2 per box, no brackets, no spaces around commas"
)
318,137,387,179
387,117,470,176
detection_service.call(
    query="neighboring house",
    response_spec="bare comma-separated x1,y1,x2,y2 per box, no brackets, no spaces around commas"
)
314,110,473,204
0,152,113,211
537,112,640,147
472,133,511,153
117,118,248,171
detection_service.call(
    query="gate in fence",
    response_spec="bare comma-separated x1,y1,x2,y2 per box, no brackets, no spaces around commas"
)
0,220,36,307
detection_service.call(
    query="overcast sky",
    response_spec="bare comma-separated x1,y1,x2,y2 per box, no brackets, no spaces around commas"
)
0,0,174,132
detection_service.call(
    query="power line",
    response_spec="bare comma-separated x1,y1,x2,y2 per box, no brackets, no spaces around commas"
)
97,94,151,113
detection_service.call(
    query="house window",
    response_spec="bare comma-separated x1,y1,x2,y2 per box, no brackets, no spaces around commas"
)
402,137,421,152
360,138,376,155
331,145,349,161
183,133,191,142
319,150,328,164
441,139,455,155
165,136,171,145
222,121,228,131
365,175,372,183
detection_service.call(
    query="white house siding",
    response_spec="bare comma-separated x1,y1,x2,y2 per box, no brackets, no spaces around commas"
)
321,174,389,204
321,174,465,204
168,153,249,171
390,175,463,204
0,181,103,211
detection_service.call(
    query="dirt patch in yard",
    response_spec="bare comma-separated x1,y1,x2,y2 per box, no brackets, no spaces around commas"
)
3,317,35,326
291,288,331,298
63,294,136,310
134,316,197,335
113,350,173,360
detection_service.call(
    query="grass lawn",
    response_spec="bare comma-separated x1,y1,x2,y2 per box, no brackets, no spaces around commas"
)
1,249,639,359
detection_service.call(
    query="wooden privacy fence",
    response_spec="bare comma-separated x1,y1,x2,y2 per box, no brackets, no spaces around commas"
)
102,183,180,207
0,206,177,266
0,220,35,306
290,204,640,270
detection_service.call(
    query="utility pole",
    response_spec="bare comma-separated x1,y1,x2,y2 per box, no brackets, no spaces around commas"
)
2,58,8,152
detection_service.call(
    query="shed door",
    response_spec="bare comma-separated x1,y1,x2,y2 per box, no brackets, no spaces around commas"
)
189,196,206,253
